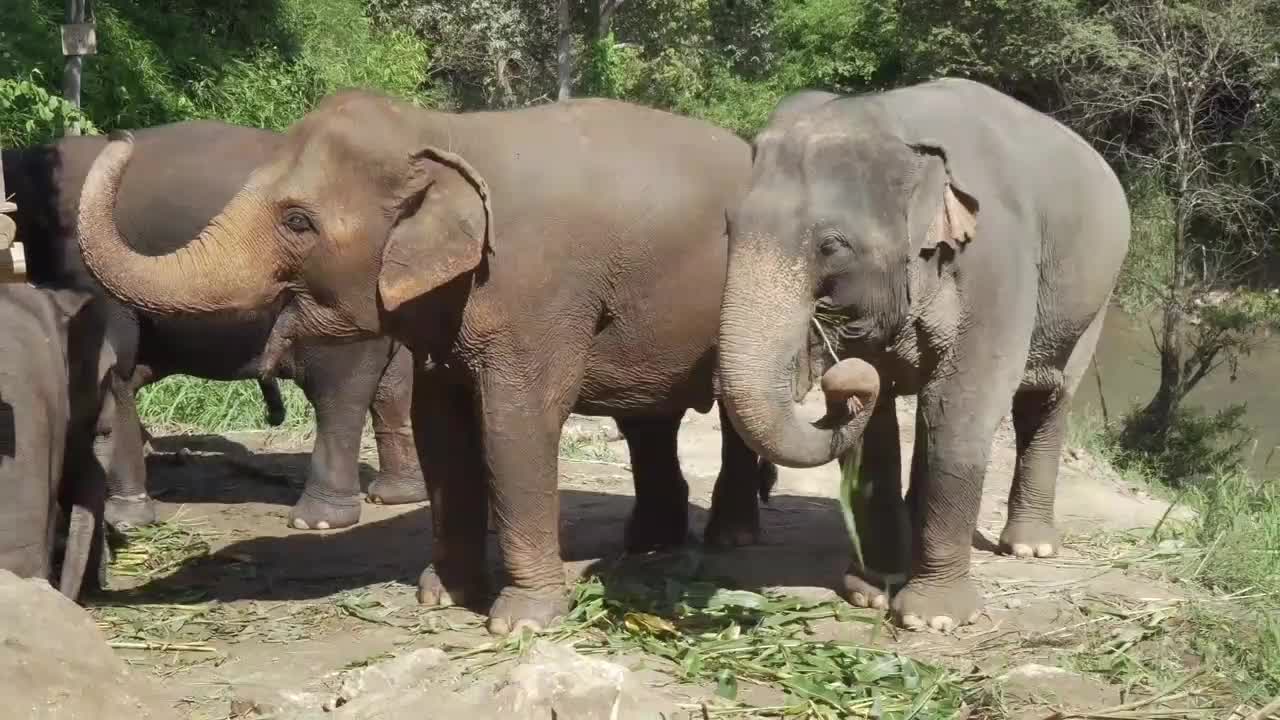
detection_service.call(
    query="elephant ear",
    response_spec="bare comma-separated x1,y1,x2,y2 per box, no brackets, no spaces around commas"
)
904,141,979,256
378,146,494,312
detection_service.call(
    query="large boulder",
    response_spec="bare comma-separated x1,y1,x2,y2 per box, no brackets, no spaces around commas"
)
232,640,679,719
0,570,169,719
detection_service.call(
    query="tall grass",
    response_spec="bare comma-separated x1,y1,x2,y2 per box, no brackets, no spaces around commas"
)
1069,410,1280,700
136,377,312,435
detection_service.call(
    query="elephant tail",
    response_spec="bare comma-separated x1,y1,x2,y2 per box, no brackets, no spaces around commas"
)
58,504,95,601
258,378,287,427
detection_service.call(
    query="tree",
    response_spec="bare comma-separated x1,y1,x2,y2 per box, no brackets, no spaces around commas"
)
557,0,572,100
1058,0,1280,450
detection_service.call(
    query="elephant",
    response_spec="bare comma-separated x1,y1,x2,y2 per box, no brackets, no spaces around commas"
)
74,89,777,635
3,121,425,531
717,78,1131,631
0,282,112,600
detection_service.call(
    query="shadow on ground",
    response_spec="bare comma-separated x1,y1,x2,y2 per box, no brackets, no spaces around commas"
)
144,433,379,506
96,439,858,612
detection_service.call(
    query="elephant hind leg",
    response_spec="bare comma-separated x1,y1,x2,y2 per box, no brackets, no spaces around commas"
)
367,343,427,505
704,403,766,548
619,413,691,553
999,304,1107,559
999,387,1069,558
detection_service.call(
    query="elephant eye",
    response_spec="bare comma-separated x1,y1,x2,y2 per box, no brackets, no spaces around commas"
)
283,210,314,234
818,233,846,256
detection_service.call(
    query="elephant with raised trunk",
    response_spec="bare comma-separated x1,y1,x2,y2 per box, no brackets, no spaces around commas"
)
4,122,424,531
719,79,1130,631
74,90,783,635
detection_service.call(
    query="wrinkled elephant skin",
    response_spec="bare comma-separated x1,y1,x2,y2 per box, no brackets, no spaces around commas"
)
75,92,776,635
0,283,108,601
718,78,1131,631
3,123,425,533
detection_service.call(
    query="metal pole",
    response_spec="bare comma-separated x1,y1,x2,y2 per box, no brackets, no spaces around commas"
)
61,0,95,136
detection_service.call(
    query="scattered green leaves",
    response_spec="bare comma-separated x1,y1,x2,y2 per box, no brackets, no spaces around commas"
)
521,564,971,719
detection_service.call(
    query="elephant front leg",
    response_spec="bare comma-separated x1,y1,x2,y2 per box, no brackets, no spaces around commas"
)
102,371,154,530
841,393,911,610
705,403,771,547
892,379,1012,632
367,343,428,505
478,375,571,636
415,368,490,609
289,342,384,530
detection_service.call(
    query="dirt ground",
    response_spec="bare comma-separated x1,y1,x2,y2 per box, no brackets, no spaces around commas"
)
91,391,1209,719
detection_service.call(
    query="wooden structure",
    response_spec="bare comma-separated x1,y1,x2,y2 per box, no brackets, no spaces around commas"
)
1,0,96,282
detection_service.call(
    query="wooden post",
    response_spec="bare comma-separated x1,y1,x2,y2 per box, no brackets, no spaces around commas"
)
1,140,27,282
61,0,96,136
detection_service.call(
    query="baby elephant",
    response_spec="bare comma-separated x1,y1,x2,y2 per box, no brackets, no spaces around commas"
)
0,283,111,599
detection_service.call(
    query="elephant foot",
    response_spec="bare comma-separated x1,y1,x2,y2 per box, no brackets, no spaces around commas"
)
366,470,428,505
487,585,569,636
288,487,361,530
624,502,690,554
417,566,489,609
703,500,760,548
105,494,157,530
842,564,907,610
891,577,982,632
998,519,1059,559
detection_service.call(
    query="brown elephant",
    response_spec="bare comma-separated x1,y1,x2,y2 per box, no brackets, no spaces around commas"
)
73,90,814,635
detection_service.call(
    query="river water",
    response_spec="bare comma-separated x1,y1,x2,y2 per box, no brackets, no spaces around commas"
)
1070,307,1280,477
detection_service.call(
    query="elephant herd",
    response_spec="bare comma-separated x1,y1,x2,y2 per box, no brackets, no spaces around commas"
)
1,77,1129,636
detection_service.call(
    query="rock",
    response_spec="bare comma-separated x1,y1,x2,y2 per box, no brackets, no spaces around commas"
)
0,570,169,719
490,640,677,719
997,663,1120,716
232,642,678,720
494,642,626,717
332,648,448,710
228,683,331,719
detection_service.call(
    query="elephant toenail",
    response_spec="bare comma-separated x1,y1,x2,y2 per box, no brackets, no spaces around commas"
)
488,617,511,636
292,518,310,530
929,616,954,632
871,595,888,610
316,521,330,530
1035,543,1054,557
1012,543,1033,558
901,614,926,630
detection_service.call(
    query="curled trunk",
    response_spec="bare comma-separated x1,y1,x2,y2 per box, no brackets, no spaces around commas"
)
76,131,284,317
719,246,879,468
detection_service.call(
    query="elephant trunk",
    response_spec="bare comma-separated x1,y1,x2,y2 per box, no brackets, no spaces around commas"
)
77,131,285,317
719,237,880,468
57,505,94,600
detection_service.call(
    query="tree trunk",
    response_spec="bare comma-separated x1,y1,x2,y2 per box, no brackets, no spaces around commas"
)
557,0,571,101
62,0,89,135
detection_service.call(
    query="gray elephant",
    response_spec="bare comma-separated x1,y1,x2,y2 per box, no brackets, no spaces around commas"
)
3,122,423,531
717,78,1130,630
0,283,111,600
73,90,775,635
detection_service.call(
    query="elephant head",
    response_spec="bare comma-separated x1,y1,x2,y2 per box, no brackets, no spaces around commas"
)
76,90,493,368
719,93,979,468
